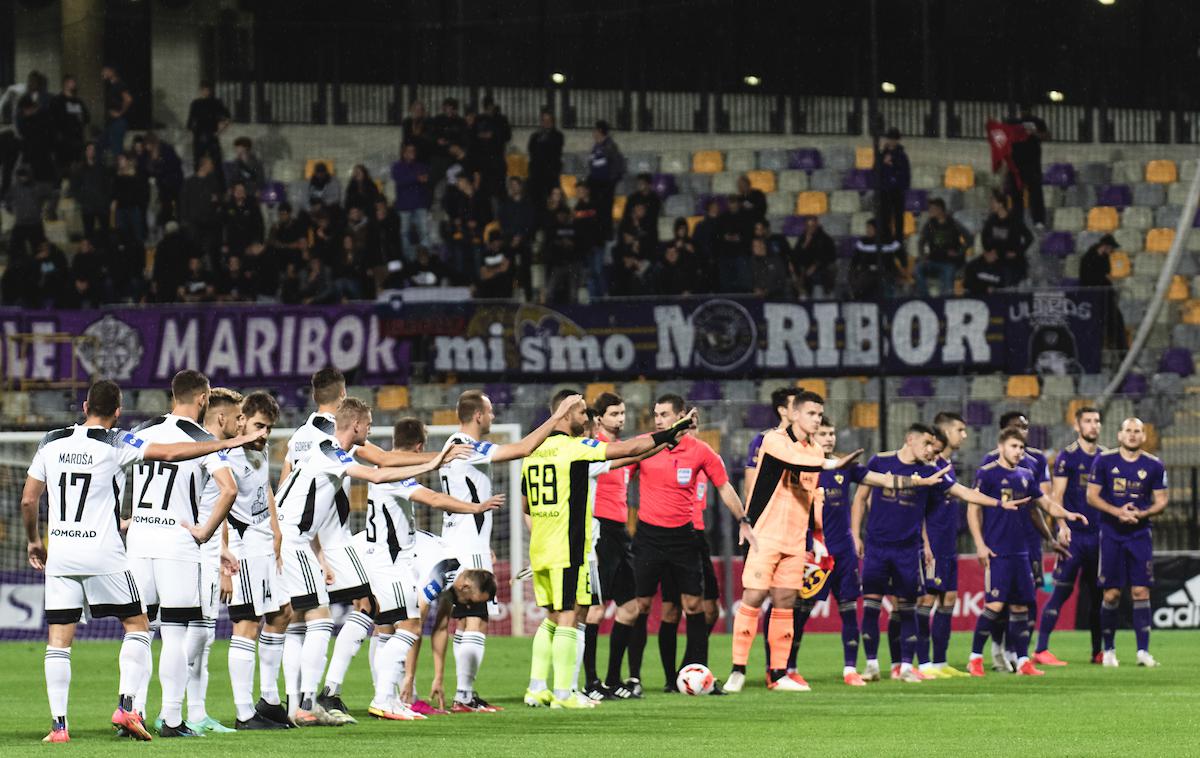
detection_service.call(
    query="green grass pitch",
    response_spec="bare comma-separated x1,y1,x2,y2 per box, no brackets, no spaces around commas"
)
1,631,1197,757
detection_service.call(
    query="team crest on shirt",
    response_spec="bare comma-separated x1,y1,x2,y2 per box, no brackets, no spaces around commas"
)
676,468,693,486
834,474,844,484
990,588,1000,597
1137,469,1147,480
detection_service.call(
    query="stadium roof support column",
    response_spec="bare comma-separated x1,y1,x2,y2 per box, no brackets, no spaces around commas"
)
60,0,101,125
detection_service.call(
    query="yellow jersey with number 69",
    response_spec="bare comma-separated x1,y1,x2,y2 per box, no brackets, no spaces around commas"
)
521,432,608,570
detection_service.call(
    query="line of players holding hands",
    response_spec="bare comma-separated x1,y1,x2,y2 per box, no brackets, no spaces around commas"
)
19,370,1167,742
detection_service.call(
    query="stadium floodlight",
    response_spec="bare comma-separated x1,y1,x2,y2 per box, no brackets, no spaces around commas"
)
1097,0,1115,5
1048,90,1065,103
550,72,566,85
880,81,897,94
743,75,762,87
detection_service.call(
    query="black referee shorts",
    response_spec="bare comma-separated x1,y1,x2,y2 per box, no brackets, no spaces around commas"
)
595,517,637,606
662,529,720,603
634,521,703,600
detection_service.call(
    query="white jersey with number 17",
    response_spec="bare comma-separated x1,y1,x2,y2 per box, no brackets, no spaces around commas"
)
438,432,497,553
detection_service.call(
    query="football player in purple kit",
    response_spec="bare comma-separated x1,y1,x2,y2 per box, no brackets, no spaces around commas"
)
851,424,1025,683
1087,417,1168,668
1033,406,1104,666
967,428,1088,678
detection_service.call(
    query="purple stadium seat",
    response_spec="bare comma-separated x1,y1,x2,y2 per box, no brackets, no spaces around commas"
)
1040,231,1075,257
529,407,552,429
1159,348,1195,377
745,404,778,430
781,215,807,237
965,401,993,427
483,382,513,407
652,173,678,198
259,181,286,206
1120,373,1149,397
1192,208,1200,228
1060,277,1080,288
904,189,928,213
688,380,722,403
1026,425,1049,451
787,148,823,173
837,236,858,259
695,194,731,216
843,169,873,191
899,376,934,398
1095,185,1133,209
1043,163,1076,188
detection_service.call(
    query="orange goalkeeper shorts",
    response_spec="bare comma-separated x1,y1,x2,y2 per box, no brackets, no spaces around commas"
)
742,546,808,591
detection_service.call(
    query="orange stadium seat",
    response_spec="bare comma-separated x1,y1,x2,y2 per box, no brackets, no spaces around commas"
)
850,402,879,429
305,158,335,179
795,378,828,398
612,194,627,221
746,170,777,194
1146,228,1175,253
432,409,459,426
944,165,975,190
560,174,578,199
1109,250,1132,279
1169,275,1191,301
1087,206,1119,232
506,153,529,179
1065,399,1095,425
1006,375,1040,399
1183,300,1200,325
692,150,724,174
904,211,916,237
1142,422,1160,453
855,146,875,169
686,215,703,235
697,428,722,453
585,383,617,405
796,191,828,216
1145,160,1177,184
377,386,410,411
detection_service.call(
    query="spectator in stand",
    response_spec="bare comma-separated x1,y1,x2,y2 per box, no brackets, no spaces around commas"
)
443,173,489,281
475,230,516,299
109,233,147,302
265,201,308,269
346,205,372,260
4,165,48,257
1079,233,1127,349
307,209,341,267
432,98,468,180
151,221,197,302
474,97,510,208
225,137,265,199
391,142,432,256
850,218,905,300
401,100,434,163
981,189,1033,285
733,174,767,227
221,181,265,258
344,164,382,215
544,205,581,304
214,254,255,302
915,197,971,296
608,238,654,296
111,152,148,244
498,176,535,298
15,95,56,202
539,185,569,235
70,142,111,241
586,120,625,241
299,251,338,304
70,236,109,302
716,198,750,293
186,81,230,177
692,198,723,286
49,74,89,177
655,226,701,296
963,246,1005,296
573,182,605,298
661,217,701,283
305,162,342,213
369,197,401,268
480,96,512,147
396,245,450,289
141,132,184,226
100,65,133,155
617,200,656,256
1006,104,1050,230
178,255,215,302
241,242,278,302
753,219,791,261
790,215,836,298
29,239,71,307
526,109,563,204
627,173,662,233
751,236,794,300
333,233,368,301
178,155,223,261
879,127,910,241
63,272,102,309
444,141,481,191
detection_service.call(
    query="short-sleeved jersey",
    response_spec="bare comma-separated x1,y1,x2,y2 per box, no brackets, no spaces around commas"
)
127,414,231,561
924,455,961,555
27,425,147,575
975,462,1042,555
864,452,951,548
1053,441,1102,535
224,447,274,558
413,530,462,603
692,471,710,530
744,428,827,553
593,430,630,523
981,448,1048,549
818,463,869,554
286,412,356,548
521,432,608,570
635,434,729,529
276,438,355,545
438,432,497,552
366,477,425,562
1088,450,1168,536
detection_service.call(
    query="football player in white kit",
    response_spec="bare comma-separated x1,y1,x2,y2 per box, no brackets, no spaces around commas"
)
127,370,253,738
360,417,503,720
20,379,262,744
275,397,454,726
279,368,459,722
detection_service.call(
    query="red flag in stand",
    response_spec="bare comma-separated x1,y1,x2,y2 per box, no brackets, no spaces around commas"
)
987,119,1029,190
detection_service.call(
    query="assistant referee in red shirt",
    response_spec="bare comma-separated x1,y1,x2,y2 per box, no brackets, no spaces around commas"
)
630,394,756,692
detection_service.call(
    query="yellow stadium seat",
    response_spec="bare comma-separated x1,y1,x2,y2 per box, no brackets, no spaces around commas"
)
1087,206,1119,232
746,170,776,194
686,215,703,235
903,211,915,237
944,164,975,190
1109,250,1132,279
796,191,828,216
697,429,722,453
1169,275,1191,301
1065,399,1096,425
560,174,578,199
612,195,627,222
1146,228,1175,253
795,378,828,399
304,158,335,179
377,386,410,411
585,382,617,405
432,409,459,426
855,146,875,170
506,153,529,179
1006,375,1040,399
1143,423,1159,453
1145,159,1178,184
1183,300,1200,324
692,150,724,174
850,402,879,429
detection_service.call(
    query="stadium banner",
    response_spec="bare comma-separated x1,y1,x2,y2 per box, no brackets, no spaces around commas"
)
413,289,1106,378
0,304,411,388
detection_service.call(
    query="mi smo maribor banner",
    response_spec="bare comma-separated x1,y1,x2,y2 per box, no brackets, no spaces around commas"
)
0,290,1103,387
